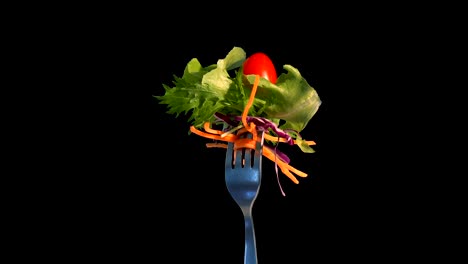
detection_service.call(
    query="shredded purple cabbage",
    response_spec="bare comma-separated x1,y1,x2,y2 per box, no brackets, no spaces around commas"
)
214,112,238,127
234,116,296,146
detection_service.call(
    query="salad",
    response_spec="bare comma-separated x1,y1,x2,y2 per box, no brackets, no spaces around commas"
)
155,47,321,192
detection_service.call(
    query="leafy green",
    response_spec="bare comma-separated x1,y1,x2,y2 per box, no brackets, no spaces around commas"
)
243,65,321,132
156,47,249,128
155,46,321,151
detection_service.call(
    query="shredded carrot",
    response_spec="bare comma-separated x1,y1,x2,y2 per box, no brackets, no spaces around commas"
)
187,74,316,185
242,75,260,133
262,146,308,184
203,122,224,135
233,126,257,151
236,125,257,143
190,125,237,142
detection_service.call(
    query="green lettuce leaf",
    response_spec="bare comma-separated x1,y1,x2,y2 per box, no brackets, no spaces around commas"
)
244,64,321,132
155,47,248,128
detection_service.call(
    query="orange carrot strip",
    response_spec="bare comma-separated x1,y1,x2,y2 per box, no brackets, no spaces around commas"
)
237,127,250,135
280,168,300,184
190,126,237,142
203,122,224,135
262,147,300,184
242,75,260,133
263,146,309,181
286,164,308,178
250,124,258,143
235,123,258,144
233,138,257,150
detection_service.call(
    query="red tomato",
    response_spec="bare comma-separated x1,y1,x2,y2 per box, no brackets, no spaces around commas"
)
242,52,278,84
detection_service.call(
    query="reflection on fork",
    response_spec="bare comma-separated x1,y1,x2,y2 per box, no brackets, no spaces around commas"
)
225,130,264,264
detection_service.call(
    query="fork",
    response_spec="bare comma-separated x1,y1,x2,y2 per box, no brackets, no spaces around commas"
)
225,130,265,264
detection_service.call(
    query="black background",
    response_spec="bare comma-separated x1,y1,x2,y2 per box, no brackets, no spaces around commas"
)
29,6,454,263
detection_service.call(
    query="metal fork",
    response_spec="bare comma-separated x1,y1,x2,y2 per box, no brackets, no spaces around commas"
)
225,130,265,264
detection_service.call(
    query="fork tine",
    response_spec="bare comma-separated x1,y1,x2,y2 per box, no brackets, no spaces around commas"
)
241,133,253,168
243,148,252,167
226,140,234,168
253,134,263,166
234,147,244,168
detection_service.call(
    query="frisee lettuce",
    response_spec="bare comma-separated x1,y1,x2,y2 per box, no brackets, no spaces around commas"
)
155,47,321,152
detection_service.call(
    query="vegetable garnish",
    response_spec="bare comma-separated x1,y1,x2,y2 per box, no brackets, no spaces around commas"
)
156,47,321,195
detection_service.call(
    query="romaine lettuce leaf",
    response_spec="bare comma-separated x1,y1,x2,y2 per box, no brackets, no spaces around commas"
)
244,64,321,132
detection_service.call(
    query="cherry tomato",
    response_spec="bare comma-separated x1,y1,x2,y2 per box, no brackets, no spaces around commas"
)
242,52,278,84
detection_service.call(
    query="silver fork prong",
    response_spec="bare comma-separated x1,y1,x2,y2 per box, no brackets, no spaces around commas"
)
244,148,252,168
241,133,253,168
226,138,233,168
234,147,244,168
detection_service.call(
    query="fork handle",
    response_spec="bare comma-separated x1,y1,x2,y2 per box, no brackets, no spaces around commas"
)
244,215,258,264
